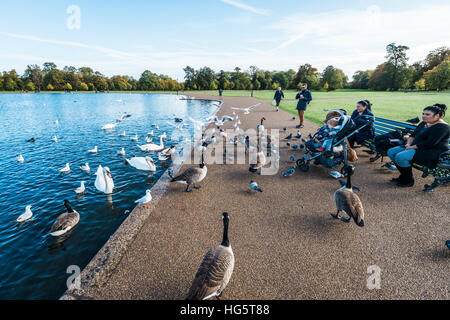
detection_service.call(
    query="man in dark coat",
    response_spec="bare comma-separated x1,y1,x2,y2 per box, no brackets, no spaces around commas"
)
295,83,312,128
273,87,284,112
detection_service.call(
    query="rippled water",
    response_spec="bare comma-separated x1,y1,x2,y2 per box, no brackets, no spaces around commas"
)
0,93,219,299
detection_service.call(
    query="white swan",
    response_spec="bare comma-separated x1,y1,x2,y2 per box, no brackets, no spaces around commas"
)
117,148,126,156
17,205,33,222
88,146,98,153
80,162,90,172
59,163,71,173
74,181,86,194
126,156,156,171
102,123,116,130
138,133,167,152
17,154,24,163
94,165,114,194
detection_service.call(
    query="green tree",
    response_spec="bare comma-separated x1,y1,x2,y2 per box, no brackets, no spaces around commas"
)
46,83,54,91
321,65,345,91
24,81,35,91
64,83,72,91
43,62,57,73
351,70,372,89
24,65,43,91
385,43,410,90
183,66,196,90
292,64,319,88
424,47,450,71
424,60,450,90
79,82,89,91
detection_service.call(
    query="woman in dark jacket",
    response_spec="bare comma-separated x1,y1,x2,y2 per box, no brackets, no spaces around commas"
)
388,104,449,187
347,100,375,148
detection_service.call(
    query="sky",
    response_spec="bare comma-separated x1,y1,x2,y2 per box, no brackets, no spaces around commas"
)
0,0,449,81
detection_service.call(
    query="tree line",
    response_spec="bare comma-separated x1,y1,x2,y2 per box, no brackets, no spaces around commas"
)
0,44,448,92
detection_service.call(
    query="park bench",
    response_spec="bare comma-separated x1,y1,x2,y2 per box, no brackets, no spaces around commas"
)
361,117,450,192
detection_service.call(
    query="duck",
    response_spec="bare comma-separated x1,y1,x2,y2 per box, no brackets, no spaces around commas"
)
80,162,90,172
74,181,86,194
332,165,365,227
117,148,126,156
138,133,167,152
126,156,156,171
186,212,234,300
17,154,24,163
135,189,152,208
59,163,71,173
170,146,207,192
17,205,33,222
27,137,35,142
101,123,116,130
49,200,80,237
94,165,114,194
88,146,98,153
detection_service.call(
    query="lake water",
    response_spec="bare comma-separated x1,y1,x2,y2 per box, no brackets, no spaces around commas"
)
0,93,219,299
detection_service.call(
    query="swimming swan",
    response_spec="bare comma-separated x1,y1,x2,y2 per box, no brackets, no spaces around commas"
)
138,133,167,152
94,165,114,194
126,156,156,171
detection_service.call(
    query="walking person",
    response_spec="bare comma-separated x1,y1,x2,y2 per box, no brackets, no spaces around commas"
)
296,83,312,128
273,87,284,112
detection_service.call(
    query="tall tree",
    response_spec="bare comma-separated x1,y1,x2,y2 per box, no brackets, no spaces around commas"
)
24,64,43,91
385,43,410,90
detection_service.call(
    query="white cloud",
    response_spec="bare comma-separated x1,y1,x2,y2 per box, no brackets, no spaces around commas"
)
220,0,270,16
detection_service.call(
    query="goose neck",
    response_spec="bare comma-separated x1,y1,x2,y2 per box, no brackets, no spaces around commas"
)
221,220,230,247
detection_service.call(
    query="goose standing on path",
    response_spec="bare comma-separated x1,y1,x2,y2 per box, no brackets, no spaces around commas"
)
74,181,86,194
80,162,90,173
49,200,80,236
126,156,156,171
59,163,71,173
332,165,365,227
94,165,114,194
186,212,235,300
17,205,33,222
138,133,167,152
170,146,207,192
257,117,266,132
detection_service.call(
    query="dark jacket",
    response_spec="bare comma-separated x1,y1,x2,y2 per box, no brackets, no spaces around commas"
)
411,122,450,168
296,90,312,109
350,109,375,143
274,90,284,101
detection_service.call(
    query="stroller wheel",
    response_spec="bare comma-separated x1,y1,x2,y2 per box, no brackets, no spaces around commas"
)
296,158,305,167
299,162,310,172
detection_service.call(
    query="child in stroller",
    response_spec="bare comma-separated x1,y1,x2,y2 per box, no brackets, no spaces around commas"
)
314,117,342,152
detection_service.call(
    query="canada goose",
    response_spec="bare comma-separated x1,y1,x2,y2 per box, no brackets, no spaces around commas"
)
257,117,266,131
186,212,234,300
49,200,80,236
249,125,266,174
170,146,207,192
332,165,365,227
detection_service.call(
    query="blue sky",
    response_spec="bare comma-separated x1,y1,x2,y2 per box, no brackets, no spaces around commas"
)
1,0,449,81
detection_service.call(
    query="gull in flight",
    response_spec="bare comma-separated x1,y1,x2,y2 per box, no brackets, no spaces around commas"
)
231,103,261,114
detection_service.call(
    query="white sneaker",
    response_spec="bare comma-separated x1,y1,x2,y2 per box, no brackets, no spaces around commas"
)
276,107,279,112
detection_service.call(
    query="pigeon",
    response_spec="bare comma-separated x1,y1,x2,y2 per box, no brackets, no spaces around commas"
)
406,116,420,124
286,142,291,147
135,190,152,208
382,162,397,171
446,240,450,249
250,180,263,192
282,167,296,177
338,179,360,192
300,144,305,149
290,155,296,161
292,117,296,120
168,167,174,178
284,133,293,140
328,171,344,179
283,128,287,131
291,144,299,149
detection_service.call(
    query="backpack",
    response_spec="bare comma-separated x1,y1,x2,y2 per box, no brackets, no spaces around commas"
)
374,130,405,155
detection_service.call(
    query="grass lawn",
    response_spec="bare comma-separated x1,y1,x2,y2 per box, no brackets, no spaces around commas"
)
181,89,450,125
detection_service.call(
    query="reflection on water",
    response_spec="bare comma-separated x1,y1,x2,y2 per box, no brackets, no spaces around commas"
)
0,93,218,299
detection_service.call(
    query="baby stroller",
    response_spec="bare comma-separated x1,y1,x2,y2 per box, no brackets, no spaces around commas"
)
296,109,374,176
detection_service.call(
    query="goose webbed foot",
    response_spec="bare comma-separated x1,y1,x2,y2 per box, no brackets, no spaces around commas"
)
340,215,351,223
193,185,201,189
331,211,340,219
185,185,193,192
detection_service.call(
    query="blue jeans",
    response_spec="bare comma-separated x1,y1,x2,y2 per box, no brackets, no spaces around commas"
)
387,146,416,168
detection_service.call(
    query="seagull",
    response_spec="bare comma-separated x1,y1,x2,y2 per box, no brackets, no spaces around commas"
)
17,154,24,163
17,205,33,222
74,181,86,194
131,134,138,142
59,163,71,173
119,131,126,137
147,130,154,136
52,136,58,143
231,103,261,114
117,148,126,156
145,136,153,143
135,190,152,208
250,180,263,192
338,179,360,192
88,146,98,153
284,133,293,140
282,167,296,177
328,171,344,179
80,162,90,172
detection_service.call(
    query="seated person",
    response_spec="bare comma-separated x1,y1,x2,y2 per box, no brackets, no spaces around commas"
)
316,118,341,152
347,100,375,148
388,104,449,187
